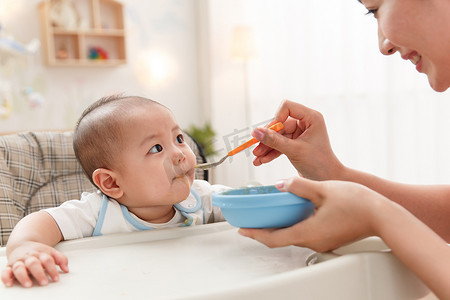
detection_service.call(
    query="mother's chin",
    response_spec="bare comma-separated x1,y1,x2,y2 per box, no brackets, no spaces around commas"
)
431,85,449,93
427,71,450,92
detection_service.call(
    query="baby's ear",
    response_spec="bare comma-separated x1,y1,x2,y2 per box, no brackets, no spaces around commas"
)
92,168,123,199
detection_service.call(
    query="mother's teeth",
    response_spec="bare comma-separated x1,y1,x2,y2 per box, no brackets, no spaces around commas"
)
410,54,421,65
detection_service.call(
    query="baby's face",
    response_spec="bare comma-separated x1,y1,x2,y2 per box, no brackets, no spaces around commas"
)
112,104,196,211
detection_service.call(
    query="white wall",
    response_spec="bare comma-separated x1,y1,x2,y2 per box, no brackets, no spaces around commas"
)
0,0,202,132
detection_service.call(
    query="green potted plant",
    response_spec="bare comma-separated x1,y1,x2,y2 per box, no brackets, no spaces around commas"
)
185,122,217,158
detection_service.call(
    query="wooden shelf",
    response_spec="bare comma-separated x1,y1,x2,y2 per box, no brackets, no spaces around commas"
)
49,58,127,67
39,0,127,67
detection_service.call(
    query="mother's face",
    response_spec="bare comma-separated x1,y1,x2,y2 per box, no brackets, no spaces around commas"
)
361,0,450,92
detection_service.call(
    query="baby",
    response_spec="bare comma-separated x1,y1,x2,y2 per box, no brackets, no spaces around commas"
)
1,95,228,288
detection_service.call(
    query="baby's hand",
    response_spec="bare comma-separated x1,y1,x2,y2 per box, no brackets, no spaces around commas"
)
1,241,69,288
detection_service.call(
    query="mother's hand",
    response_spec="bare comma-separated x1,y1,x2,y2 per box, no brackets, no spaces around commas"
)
252,100,343,181
238,176,382,253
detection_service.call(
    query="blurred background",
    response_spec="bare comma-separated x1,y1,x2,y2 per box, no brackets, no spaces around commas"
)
1,0,449,188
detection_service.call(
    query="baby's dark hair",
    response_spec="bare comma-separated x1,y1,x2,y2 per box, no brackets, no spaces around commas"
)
73,94,162,186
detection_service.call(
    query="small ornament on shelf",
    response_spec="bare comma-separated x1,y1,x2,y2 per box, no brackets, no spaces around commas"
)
56,45,69,59
88,47,108,60
49,0,79,29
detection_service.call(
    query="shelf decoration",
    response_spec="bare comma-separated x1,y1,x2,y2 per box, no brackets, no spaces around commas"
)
39,0,127,67
49,0,79,29
0,36,40,56
0,24,43,120
88,47,108,60
56,45,69,59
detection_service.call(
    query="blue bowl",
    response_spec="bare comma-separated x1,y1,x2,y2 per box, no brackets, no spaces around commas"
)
212,185,314,228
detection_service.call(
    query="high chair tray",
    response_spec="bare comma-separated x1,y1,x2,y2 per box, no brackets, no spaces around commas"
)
0,222,430,299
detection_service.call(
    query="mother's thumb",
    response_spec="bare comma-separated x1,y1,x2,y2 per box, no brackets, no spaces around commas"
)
282,176,323,206
253,127,293,154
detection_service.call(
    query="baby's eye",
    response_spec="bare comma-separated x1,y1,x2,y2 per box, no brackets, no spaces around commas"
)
149,144,163,153
176,134,184,144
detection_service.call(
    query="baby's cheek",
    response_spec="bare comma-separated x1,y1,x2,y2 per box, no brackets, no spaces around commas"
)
187,151,197,167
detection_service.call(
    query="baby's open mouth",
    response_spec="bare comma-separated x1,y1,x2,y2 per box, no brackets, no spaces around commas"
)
173,174,186,180
173,168,194,181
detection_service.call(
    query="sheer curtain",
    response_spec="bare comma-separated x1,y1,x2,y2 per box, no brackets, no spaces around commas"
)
204,0,450,187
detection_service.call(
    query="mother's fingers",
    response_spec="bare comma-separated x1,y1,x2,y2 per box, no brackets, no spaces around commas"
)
239,216,336,252
274,100,317,124
252,148,282,166
238,227,296,248
252,141,276,157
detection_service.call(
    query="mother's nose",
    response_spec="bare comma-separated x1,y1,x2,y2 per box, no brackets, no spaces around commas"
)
378,26,397,56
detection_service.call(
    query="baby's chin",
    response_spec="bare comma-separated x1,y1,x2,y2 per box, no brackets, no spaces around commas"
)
173,176,193,196
180,188,191,201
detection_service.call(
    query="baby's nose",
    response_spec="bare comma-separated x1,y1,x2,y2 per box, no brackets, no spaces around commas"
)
172,150,186,164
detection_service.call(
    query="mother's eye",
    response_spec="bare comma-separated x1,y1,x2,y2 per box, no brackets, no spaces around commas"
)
149,144,163,153
365,9,377,17
176,134,184,144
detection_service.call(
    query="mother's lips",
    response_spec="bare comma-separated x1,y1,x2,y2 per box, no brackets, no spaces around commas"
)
403,51,421,66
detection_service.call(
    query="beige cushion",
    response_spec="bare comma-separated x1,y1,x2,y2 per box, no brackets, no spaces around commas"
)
0,131,207,246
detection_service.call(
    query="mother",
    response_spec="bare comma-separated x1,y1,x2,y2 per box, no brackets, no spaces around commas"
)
239,0,450,299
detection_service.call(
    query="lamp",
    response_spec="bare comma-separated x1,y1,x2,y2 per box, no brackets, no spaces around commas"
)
135,50,175,87
230,25,258,182
231,26,257,61
230,25,257,128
